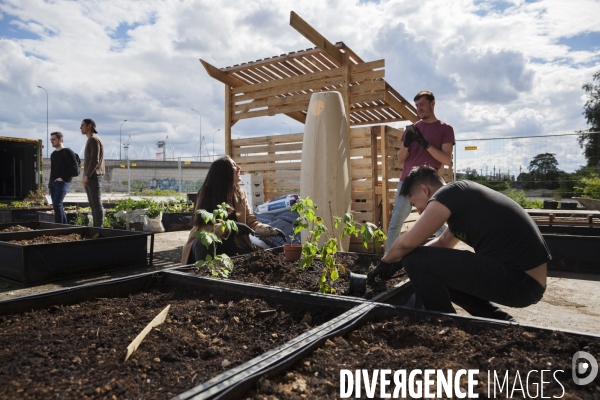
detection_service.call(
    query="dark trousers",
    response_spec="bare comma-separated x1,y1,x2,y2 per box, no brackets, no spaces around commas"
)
191,236,253,263
49,180,71,224
85,174,104,227
402,246,546,321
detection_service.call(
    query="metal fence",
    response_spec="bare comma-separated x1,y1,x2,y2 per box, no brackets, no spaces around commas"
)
454,131,600,197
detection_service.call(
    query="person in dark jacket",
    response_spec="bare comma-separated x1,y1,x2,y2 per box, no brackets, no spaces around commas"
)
48,131,79,224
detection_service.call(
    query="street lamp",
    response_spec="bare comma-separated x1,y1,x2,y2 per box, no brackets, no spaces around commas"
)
281,122,291,134
119,120,127,160
37,86,48,158
212,128,220,161
191,109,201,161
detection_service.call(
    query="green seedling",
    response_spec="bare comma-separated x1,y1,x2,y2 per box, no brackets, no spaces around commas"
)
192,203,237,278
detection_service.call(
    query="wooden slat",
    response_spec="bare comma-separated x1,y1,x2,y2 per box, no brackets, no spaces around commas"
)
290,11,343,66
236,152,302,164
221,47,324,73
351,212,374,222
349,80,386,94
261,172,301,180
232,133,303,147
233,75,344,102
350,59,385,74
351,117,407,126
231,143,303,155
231,67,342,95
384,91,419,122
234,93,313,112
352,192,373,200
350,137,372,148
350,158,373,167
352,180,372,189
201,59,245,88
241,161,303,172
233,102,310,121
351,69,385,82
350,148,371,157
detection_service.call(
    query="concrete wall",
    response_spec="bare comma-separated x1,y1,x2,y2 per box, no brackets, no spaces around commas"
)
42,159,211,193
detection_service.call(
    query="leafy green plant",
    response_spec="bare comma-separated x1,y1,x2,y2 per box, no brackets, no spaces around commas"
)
192,203,237,278
503,184,543,209
71,213,89,226
291,197,386,294
103,213,127,229
575,174,600,199
10,200,34,209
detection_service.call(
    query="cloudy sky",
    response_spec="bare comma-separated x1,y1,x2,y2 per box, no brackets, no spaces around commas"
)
1,0,599,173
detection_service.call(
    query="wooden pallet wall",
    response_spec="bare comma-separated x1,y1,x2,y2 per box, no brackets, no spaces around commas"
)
231,125,453,253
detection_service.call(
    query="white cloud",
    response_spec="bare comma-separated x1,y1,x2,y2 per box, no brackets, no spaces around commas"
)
0,0,598,169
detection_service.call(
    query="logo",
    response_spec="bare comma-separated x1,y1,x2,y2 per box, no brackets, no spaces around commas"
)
572,351,598,385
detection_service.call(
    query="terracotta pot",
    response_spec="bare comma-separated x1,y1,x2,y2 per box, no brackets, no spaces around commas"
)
282,244,302,261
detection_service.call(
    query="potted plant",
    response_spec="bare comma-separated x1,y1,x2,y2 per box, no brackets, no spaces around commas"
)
282,235,302,261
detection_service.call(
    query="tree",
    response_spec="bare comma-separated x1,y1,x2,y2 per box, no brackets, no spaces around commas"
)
578,70,600,168
528,153,560,189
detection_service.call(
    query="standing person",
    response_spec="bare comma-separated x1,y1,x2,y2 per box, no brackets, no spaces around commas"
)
368,166,550,321
80,118,105,227
386,90,455,251
181,156,286,265
48,132,79,224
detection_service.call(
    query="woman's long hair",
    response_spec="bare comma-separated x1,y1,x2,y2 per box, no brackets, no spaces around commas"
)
193,156,237,226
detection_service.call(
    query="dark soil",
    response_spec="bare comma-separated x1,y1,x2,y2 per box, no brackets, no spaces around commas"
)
247,315,600,399
7,233,85,245
188,249,407,299
0,225,33,232
0,289,341,399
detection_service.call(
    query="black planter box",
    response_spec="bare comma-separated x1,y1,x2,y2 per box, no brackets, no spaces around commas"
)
0,207,54,223
161,212,193,232
36,210,79,224
0,227,154,285
0,271,366,398
175,247,412,306
0,221,72,232
534,226,600,274
202,303,600,400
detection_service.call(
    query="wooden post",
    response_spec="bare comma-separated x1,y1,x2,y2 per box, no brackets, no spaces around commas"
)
225,85,232,156
370,127,378,227
341,53,351,130
381,126,389,234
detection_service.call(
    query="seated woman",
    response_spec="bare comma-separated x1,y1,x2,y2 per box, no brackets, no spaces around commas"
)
181,156,285,265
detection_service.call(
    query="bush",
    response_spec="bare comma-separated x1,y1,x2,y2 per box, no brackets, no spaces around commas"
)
575,174,600,199
503,184,543,209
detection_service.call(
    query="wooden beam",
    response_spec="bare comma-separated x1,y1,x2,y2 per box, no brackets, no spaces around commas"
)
231,68,342,95
200,59,245,88
384,90,419,122
233,102,310,121
225,85,233,156
290,11,343,66
232,132,304,146
341,53,351,131
221,47,324,73
285,111,306,124
351,69,385,82
370,127,379,227
232,75,343,102
350,59,385,74
234,93,313,113
381,126,389,234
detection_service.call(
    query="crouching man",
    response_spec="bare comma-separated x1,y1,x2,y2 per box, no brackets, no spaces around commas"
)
368,166,550,321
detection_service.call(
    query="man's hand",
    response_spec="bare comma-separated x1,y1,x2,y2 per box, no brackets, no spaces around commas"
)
54,177,63,182
254,226,287,240
234,222,255,236
403,125,417,148
412,126,430,149
367,259,393,283
82,175,88,187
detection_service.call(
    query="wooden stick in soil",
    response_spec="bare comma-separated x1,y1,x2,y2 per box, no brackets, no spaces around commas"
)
124,305,170,362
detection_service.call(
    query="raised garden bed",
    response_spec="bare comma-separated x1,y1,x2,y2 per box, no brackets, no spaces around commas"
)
161,212,193,232
0,206,53,223
177,247,410,304
0,227,154,285
235,304,600,400
0,271,365,399
37,210,79,224
0,221,72,232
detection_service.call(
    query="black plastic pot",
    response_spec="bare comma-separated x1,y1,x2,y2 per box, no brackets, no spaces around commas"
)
543,200,558,210
559,201,578,210
542,233,600,274
161,212,193,232
0,207,54,223
0,227,154,285
187,193,197,205
349,272,367,295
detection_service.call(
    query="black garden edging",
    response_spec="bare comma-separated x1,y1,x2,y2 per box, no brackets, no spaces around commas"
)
0,227,154,285
0,207,54,223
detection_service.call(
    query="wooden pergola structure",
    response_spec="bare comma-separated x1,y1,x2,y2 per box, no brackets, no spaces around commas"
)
200,11,418,155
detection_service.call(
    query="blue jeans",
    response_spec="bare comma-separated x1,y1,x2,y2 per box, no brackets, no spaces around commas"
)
402,246,546,321
85,174,104,227
49,180,71,224
386,180,446,251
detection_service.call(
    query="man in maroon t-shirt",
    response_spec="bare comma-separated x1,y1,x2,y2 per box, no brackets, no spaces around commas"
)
385,90,455,251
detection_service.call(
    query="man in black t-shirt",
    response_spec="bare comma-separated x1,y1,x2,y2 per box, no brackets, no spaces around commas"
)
368,166,550,321
49,132,79,224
